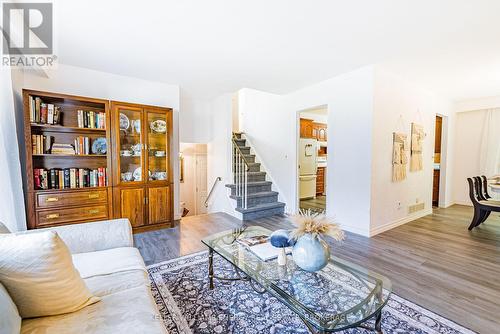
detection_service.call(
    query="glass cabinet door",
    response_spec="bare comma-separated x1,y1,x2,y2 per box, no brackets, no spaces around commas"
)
145,110,168,183
117,106,144,184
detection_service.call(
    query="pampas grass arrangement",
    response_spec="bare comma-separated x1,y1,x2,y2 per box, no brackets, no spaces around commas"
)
290,209,345,242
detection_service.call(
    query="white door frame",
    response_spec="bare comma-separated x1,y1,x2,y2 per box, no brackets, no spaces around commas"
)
436,113,449,208
295,105,329,215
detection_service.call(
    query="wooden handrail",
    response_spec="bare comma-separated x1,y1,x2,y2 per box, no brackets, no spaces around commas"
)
232,134,251,171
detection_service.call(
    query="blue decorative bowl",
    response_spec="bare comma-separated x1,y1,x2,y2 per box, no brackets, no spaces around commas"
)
292,233,330,272
270,229,294,248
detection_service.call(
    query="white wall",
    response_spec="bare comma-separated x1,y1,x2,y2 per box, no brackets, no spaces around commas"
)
11,64,183,219
286,67,375,236
454,96,500,113
0,65,27,231
180,96,212,143
452,108,490,205
238,88,291,210
238,67,375,236
451,96,500,205
236,66,462,237
371,68,455,235
206,93,236,216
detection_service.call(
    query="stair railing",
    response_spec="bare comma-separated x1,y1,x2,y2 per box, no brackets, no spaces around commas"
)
232,134,250,210
204,177,222,208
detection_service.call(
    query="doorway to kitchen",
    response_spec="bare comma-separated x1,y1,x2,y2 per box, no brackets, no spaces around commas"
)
298,106,328,214
432,115,444,207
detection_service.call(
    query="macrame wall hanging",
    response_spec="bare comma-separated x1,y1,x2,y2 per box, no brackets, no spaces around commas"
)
392,132,408,182
410,122,424,171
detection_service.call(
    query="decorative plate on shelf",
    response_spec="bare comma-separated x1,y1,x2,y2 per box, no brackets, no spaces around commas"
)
91,138,107,154
133,167,152,181
150,120,166,133
133,167,142,181
119,113,130,130
131,143,142,155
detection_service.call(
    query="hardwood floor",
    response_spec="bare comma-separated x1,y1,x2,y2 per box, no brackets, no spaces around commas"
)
134,205,500,333
299,195,326,213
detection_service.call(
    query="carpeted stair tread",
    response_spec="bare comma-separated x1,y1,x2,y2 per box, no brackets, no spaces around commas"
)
225,181,271,188
235,201,285,213
229,191,278,200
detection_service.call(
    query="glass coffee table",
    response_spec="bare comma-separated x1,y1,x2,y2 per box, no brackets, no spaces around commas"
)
202,226,391,334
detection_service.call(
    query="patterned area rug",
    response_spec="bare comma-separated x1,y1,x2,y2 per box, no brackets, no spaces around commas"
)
148,251,475,334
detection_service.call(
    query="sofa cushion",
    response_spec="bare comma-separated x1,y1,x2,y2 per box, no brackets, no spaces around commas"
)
72,247,150,297
0,283,21,334
0,231,100,318
72,247,146,279
21,284,167,334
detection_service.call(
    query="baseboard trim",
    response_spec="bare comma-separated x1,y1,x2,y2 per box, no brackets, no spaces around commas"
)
342,224,370,237
369,208,433,237
453,201,472,207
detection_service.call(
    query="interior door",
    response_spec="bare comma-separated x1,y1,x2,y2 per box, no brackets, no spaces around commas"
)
148,186,170,224
195,154,208,215
120,187,145,227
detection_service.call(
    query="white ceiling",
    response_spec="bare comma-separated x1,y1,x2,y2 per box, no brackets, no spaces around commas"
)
56,0,500,101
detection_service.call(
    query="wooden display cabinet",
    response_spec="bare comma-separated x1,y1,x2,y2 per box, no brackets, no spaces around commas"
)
110,102,173,231
22,90,174,232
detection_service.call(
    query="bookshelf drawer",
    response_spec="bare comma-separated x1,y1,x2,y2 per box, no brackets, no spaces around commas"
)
37,205,108,226
36,189,107,209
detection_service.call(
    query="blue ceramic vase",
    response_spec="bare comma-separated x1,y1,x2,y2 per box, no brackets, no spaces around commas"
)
292,233,330,272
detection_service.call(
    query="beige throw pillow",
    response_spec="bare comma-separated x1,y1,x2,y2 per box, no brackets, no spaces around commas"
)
0,231,100,318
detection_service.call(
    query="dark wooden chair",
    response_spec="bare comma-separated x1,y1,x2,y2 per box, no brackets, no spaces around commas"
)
467,177,500,230
473,176,486,201
481,175,492,199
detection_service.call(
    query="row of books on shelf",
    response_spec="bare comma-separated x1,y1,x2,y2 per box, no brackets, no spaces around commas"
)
77,110,106,129
29,96,61,124
31,135,53,155
34,168,107,190
32,135,99,155
74,136,91,155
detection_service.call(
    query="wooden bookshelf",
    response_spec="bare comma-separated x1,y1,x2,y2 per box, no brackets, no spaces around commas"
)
32,154,108,158
23,89,113,229
31,123,107,133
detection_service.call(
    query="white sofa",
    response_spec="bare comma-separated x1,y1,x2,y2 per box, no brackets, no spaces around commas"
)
0,219,167,334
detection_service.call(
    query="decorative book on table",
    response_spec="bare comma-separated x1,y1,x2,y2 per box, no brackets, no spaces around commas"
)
237,235,291,261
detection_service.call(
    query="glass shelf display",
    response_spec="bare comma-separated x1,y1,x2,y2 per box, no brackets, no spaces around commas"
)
118,108,143,183
147,111,168,181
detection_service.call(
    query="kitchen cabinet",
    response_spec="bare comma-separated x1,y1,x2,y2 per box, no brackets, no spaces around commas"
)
433,169,440,206
316,167,325,195
300,118,314,138
313,122,327,142
301,118,327,141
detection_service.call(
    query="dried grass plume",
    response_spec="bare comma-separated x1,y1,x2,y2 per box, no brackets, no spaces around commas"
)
290,209,345,242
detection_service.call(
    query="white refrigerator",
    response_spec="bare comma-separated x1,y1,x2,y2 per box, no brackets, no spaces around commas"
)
299,138,318,199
